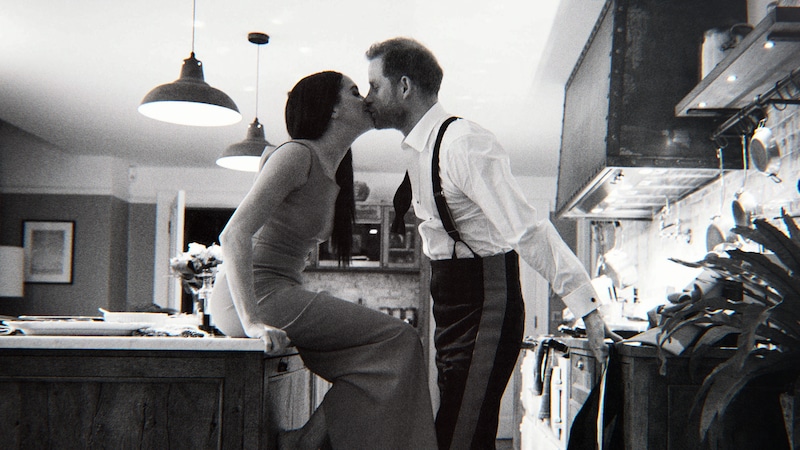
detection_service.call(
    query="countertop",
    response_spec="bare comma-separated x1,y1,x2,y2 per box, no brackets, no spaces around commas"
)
0,334,270,352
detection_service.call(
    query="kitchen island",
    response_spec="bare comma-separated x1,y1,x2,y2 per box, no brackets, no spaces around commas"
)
0,335,312,449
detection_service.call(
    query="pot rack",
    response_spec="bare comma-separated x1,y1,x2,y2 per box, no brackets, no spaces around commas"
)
711,69,800,142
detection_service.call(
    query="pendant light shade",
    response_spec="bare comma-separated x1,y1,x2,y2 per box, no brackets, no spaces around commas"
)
216,117,274,171
139,53,241,126
217,32,274,172
138,0,241,127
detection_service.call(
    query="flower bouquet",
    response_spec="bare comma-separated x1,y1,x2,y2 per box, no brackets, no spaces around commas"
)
169,242,223,293
170,243,224,331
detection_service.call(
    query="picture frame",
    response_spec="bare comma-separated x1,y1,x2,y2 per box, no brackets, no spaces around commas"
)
22,220,75,284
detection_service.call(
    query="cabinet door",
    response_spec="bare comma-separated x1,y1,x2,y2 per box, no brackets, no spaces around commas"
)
385,208,420,268
318,205,382,268
311,374,332,410
568,349,598,433
310,204,420,270
266,356,312,433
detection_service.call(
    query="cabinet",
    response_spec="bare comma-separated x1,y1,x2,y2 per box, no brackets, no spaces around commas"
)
265,353,313,438
618,343,791,449
0,346,316,449
311,204,420,271
0,348,265,449
526,340,792,449
521,338,601,450
567,344,601,431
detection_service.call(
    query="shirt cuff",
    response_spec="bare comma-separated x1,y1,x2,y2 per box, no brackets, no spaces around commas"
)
559,281,599,319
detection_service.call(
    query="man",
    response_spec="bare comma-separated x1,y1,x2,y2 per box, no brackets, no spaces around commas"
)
364,37,617,449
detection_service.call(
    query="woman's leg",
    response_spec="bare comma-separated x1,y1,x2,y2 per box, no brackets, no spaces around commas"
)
265,289,437,450
277,407,327,450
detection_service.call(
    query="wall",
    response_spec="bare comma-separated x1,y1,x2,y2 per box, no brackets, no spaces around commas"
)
0,193,131,316
611,105,800,314
1,121,133,316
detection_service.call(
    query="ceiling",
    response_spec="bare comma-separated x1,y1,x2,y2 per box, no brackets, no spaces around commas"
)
0,0,605,178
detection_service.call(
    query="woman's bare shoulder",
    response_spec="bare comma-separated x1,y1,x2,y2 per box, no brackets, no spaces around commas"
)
263,141,313,173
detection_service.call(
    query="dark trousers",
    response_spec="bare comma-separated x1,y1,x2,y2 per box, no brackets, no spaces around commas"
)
430,251,525,450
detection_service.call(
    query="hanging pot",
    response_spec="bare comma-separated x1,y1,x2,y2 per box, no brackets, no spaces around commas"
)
731,134,759,228
706,146,739,252
706,217,738,252
732,189,759,228
750,120,782,183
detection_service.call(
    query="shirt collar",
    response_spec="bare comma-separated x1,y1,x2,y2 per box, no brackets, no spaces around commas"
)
401,103,449,153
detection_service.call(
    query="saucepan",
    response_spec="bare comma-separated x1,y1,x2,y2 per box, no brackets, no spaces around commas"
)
750,118,782,183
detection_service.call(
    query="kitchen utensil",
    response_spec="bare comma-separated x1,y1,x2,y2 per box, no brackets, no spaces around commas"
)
601,249,638,289
732,135,759,228
733,188,759,228
706,219,738,251
591,221,617,277
749,118,782,183
706,147,738,252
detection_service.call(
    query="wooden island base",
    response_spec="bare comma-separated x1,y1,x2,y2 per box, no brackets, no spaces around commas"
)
0,336,313,449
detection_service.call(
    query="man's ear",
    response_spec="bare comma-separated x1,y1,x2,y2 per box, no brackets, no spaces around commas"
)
399,76,412,99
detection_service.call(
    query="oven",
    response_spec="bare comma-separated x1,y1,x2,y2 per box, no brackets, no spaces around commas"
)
520,337,572,450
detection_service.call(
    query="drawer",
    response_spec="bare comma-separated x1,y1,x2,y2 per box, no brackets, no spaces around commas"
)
267,353,305,377
570,352,596,395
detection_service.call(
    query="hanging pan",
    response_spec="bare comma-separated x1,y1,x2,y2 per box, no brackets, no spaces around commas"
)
706,146,738,252
732,135,759,228
750,118,782,183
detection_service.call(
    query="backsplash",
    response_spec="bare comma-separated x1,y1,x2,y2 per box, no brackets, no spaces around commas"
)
612,104,800,311
303,271,421,311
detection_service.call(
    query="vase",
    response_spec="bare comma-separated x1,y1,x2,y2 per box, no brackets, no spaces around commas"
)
192,271,215,330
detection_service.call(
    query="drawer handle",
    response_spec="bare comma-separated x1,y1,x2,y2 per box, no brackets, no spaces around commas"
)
277,360,289,372
576,360,584,370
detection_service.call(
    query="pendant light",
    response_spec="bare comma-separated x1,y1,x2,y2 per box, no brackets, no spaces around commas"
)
138,0,241,127
216,32,275,172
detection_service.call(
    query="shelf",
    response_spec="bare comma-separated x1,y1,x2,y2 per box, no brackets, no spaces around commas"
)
676,7,800,117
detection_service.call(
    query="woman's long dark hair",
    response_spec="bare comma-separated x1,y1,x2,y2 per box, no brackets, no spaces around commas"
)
285,71,354,266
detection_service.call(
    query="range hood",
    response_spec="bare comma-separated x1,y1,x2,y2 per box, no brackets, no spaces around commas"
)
555,0,747,220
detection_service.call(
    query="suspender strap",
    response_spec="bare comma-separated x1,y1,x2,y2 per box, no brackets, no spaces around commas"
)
432,116,461,242
432,116,477,259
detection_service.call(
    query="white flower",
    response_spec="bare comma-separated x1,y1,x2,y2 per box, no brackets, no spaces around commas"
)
207,244,224,261
169,242,223,280
187,242,207,256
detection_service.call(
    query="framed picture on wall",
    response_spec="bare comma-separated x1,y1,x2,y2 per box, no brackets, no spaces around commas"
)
22,221,75,284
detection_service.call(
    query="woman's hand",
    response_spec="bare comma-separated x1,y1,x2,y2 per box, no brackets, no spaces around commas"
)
244,321,292,354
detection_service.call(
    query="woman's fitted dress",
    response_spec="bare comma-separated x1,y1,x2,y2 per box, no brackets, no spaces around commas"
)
249,142,437,450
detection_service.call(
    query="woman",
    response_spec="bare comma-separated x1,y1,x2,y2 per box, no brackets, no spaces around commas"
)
218,71,437,450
